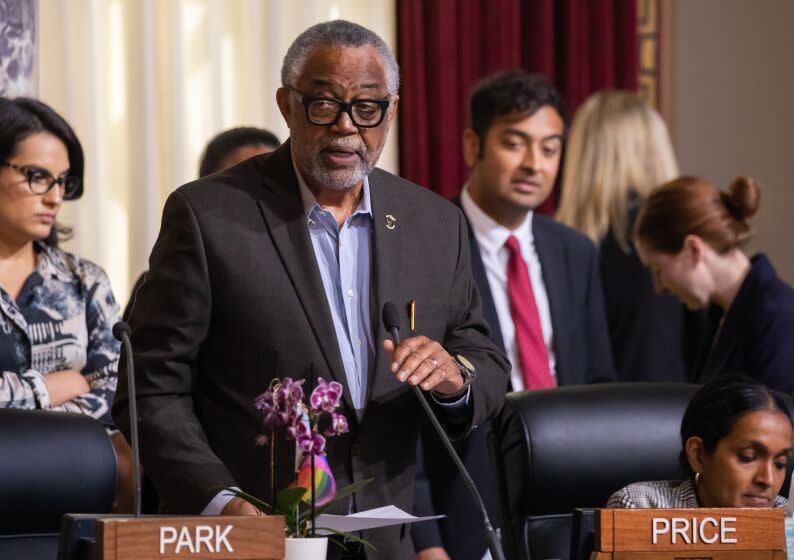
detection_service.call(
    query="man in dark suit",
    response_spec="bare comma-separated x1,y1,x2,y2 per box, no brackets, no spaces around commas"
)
414,72,615,560
112,20,509,559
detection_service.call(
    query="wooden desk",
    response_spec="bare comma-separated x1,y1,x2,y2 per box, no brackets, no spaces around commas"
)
590,508,786,560
97,516,285,559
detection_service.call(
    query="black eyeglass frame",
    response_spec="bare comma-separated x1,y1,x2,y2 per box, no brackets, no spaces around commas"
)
0,160,81,199
288,86,391,128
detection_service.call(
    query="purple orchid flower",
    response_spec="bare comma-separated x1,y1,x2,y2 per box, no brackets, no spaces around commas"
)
255,377,305,433
309,377,343,413
325,412,349,437
298,430,326,456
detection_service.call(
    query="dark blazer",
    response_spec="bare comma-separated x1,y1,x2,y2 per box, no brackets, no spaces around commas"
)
111,142,509,558
414,203,615,558
599,207,695,382
701,254,794,396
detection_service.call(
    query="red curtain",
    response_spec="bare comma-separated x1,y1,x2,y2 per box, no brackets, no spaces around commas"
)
397,0,638,213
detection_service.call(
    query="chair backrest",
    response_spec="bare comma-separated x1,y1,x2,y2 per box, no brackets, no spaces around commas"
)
0,409,116,559
489,382,698,560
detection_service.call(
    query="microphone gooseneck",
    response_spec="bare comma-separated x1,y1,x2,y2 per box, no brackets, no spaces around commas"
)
113,321,142,519
381,302,505,560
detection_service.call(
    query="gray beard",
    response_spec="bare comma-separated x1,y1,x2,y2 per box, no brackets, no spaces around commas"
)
304,154,373,191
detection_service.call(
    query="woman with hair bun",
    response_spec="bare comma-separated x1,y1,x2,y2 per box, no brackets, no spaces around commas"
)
634,175,794,394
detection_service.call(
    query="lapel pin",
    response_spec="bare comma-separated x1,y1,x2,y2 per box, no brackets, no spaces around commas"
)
385,214,397,230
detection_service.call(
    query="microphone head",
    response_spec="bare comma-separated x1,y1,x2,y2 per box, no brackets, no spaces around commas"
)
382,301,401,332
112,321,131,341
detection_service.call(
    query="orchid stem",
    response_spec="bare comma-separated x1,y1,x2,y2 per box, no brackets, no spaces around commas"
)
311,452,316,537
270,431,276,512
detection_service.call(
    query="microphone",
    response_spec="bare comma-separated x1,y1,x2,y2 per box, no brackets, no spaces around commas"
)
112,320,141,519
381,302,505,560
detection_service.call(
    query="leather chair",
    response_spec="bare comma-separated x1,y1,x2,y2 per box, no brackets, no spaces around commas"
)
0,409,116,559
489,383,698,560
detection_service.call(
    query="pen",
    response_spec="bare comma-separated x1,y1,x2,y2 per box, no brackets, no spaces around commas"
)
410,299,416,331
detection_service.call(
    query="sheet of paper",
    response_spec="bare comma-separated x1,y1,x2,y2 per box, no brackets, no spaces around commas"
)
315,505,445,534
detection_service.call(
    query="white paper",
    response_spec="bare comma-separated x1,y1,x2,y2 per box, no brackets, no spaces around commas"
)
315,505,445,534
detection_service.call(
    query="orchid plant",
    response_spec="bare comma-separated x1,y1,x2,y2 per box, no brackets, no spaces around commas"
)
228,377,372,548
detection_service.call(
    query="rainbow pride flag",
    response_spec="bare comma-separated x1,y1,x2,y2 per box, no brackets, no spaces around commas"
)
291,454,337,507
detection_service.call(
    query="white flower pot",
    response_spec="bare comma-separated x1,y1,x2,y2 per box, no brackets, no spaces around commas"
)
285,536,328,559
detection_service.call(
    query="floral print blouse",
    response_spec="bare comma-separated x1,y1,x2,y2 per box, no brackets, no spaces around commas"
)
0,242,121,426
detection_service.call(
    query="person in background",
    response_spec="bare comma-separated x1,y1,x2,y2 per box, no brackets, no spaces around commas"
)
124,126,281,319
415,71,614,560
634,175,794,395
197,126,280,178
557,90,700,382
0,97,132,511
609,374,792,508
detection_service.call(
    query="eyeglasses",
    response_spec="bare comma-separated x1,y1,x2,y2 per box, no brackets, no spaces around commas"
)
0,161,81,199
288,86,390,128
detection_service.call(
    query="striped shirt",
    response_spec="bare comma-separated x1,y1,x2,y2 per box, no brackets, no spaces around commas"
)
0,242,121,426
607,479,788,509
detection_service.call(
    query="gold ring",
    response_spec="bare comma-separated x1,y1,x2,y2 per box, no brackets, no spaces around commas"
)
430,358,439,369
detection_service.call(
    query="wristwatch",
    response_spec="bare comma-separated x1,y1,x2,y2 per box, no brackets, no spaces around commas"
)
453,354,476,390
432,354,476,400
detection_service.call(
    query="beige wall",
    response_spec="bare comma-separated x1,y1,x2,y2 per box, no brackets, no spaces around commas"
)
669,0,794,282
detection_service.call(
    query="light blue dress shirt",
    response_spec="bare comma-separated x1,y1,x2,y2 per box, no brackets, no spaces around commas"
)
296,171,375,412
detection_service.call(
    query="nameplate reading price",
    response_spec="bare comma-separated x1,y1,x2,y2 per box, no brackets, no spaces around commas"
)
651,516,736,545
97,516,285,559
590,508,786,560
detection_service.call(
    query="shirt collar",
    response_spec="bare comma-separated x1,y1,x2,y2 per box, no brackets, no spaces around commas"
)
460,183,533,256
292,158,372,223
34,241,73,283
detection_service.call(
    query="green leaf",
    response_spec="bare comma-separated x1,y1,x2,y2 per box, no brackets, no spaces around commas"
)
277,486,308,514
224,487,274,515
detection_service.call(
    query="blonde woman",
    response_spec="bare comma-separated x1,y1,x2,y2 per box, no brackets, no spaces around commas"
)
557,91,701,382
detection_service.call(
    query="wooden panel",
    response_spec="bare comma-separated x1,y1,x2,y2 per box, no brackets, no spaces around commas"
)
614,552,786,560
594,551,787,560
596,508,615,551
97,515,285,560
596,509,784,553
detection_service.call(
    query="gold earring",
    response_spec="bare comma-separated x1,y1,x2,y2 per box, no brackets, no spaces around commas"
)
695,472,702,484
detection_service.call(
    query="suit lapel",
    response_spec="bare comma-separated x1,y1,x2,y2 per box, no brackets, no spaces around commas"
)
453,198,506,354
254,143,353,410
368,170,404,403
533,216,570,385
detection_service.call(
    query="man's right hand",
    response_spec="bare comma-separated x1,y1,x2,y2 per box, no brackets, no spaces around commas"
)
221,496,262,516
416,547,451,560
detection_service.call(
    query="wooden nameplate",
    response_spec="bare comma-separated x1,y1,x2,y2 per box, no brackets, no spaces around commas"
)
97,515,285,559
590,508,786,560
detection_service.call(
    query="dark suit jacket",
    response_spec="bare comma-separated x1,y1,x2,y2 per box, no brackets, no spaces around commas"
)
599,206,695,382
414,203,615,558
701,254,794,396
111,142,509,558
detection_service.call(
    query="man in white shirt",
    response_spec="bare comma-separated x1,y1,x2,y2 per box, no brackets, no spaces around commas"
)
415,71,615,560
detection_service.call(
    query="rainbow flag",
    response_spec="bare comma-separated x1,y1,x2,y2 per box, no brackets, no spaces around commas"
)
291,454,336,507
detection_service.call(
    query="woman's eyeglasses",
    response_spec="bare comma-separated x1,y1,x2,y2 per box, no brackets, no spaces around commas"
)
1,161,81,199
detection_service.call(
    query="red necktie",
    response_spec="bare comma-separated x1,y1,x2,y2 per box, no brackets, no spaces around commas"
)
504,235,555,389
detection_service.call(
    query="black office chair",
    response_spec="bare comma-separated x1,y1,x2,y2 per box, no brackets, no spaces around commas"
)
0,409,116,559
489,383,698,560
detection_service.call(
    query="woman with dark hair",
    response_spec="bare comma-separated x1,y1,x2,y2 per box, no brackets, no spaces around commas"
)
609,374,793,508
633,175,794,395
0,97,130,509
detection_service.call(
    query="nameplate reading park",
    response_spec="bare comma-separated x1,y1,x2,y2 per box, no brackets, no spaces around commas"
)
590,508,786,560
96,516,284,559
